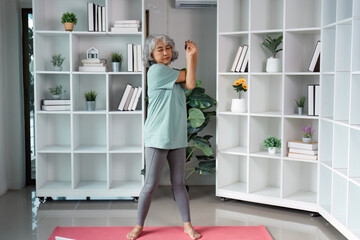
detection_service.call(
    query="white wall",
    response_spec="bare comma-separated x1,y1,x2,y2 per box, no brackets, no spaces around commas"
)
145,0,217,185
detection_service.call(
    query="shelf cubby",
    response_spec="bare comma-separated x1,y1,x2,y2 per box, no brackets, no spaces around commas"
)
107,0,142,32
333,124,349,171
336,0,353,21
322,0,337,26
109,153,143,193
72,74,107,112
334,72,350,123
322,27,336,72
321,74,335,119
73,153,107,190
71,34,141,72
108,74,142,112
35,73,71,111
350,75,360,125
284,31,321,72
249,157,281,198
250,0,283,31
249,116,281,156
250,33,283,72
349,129,360,178
250,75,282,115
218,0,249,33
73,114,107,152
353,20,360,72
34,33,70,72
217,115,248,154
37,153,72,191
319,165,332,213
332,172,348,226
319,120,333,167
217,75,248,113
348,182,360,238
36,114,71,152
283,118,319,158
218,35,249,73
283,160,317,203
109,114,142,152
335,23,352,72
285,0,321,29
216,153,247,193
284,75,319,116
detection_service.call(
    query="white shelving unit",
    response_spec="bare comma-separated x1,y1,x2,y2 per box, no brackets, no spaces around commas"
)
216,0,360,239
33,0,145,199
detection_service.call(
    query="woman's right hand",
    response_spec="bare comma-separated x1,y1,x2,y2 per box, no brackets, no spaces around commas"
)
185,40,198,58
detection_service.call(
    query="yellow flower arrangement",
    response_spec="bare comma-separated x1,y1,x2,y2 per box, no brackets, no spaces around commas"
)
233,78,248,98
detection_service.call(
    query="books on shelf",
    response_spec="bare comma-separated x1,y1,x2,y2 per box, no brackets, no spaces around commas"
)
287,141,318,160
308,41,321,72
118,84,142,111
111,20,141,33
88,3,106,32
308,84,319,116
127,44,143,72
288,152,318,160
288,148,318,155
230,44,248,73
79,59,107,72
288,141,318,150
41,99,70,111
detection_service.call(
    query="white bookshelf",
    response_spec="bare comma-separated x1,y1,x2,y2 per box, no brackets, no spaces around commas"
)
217,0,360,239
33,0,145,199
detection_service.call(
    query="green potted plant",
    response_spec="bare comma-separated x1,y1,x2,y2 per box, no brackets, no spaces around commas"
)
51,54,65,71
264,136,281,154
295,96,306,115
111,52,124,72
49,84,63,100
61,12,77,31
262,34,283,72
231,78,248,113
84,90,98,111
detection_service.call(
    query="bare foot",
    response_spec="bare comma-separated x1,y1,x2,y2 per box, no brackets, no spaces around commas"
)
184,222,201,239
126,225,143,240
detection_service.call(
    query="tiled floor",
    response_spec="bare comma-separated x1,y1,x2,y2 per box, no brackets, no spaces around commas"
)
0,185,347,240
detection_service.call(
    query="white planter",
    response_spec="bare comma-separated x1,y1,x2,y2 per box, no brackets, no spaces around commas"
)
54,66,62,71
266,57,281,72
231,98,247,113
268,147,276,154
302,137,312,143
112,62,121,72
52,94,61,100
86,101,96,111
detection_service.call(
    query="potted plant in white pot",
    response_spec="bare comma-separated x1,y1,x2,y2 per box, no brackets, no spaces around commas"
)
111,52,124,72
231,78,248,113
49,84,63,100
264,136,281,154
301,125,316,143
51,54,65,71
295,96,306,115
61,12,77,32
262,34,283,72
84,90,98,111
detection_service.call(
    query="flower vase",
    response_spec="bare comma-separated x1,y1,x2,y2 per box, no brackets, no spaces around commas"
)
302,137,312,144
231,98,247,113
266,57,281,72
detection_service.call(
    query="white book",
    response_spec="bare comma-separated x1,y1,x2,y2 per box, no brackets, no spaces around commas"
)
102,6,106,32
131,87,142,111
82,59,106,64
314,84,320,116
287,141,318,150
235,45,248,72
128,87,138,111
118,84,133,110
288,152,318,160
98,5,102,32
124,87,135,111
113,23,140,28
128,44,133,71
111,27,139,33
114,20,141,24
79,66,106,72
42,99,70,105
137,45,143,72
83,63,106,67
240,47,249,73
88,3,94,32
42,105,70,111
94,4,98,32
230,46,243,72
308,41,321,72
134,44,138,72
308,85,314,115
288,148,318,155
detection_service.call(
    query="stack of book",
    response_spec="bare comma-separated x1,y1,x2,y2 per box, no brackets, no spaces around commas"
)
287,140,318,160
127,44,143,72
118,84,142,111
110,20,141,33
41,99,70,111
230,44,249,73
79,59,107,72
87,3,106,32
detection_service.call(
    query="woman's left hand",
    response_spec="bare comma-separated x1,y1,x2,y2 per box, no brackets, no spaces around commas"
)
185,40,198,58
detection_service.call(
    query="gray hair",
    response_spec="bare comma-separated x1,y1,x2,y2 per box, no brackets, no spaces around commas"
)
142,34,179,67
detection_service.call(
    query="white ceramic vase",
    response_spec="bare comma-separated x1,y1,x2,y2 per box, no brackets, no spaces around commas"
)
268,147,276,154
266,57,281,72
302,137,312,144
231,98,247,113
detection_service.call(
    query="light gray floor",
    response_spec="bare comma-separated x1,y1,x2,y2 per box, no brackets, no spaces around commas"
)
0,185,347,240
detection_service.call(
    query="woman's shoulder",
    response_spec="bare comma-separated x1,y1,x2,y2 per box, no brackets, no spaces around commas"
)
148,64,178,76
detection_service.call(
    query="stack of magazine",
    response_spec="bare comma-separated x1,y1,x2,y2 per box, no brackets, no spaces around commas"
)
42,99,70,111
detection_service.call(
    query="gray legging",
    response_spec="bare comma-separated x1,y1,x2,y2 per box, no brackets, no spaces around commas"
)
137,147,191,226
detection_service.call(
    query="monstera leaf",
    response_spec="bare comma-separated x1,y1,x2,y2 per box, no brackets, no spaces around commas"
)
188,108,205,128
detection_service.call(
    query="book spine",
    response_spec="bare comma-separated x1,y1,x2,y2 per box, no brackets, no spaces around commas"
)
230,46,243,72
308,85,314,116
94,4,98,32
137,45,142,72
88,3,94,32
128,44,133,72
314,84,320,116
131,87,142,111
102,6,106,32
308,41,321,72
118,84,132,111
124,87,135,110
235,45,248,72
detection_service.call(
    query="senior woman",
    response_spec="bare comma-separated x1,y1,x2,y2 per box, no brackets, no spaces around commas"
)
126,34,201,240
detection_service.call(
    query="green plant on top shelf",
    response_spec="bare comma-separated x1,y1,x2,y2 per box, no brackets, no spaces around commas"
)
111,52,124,62
84,90,98,101
295,96,306,108
262,34,283,58
61,12,78,25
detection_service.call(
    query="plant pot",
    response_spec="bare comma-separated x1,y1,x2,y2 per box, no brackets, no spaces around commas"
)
54,66,62,71
302,137,312,144
64,22,74,31
52,94,61,100
268,147,276,154
112,62,121,72
86,101,96,111
266,57,281,73
231,98,247,113
298,107,303,115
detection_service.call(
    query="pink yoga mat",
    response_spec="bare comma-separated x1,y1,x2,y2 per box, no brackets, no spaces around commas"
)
49,226,273,240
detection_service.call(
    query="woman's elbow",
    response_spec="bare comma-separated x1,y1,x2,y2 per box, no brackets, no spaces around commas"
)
187,82,196,90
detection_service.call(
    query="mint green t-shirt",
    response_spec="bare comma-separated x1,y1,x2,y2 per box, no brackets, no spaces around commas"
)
144,64,187,149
